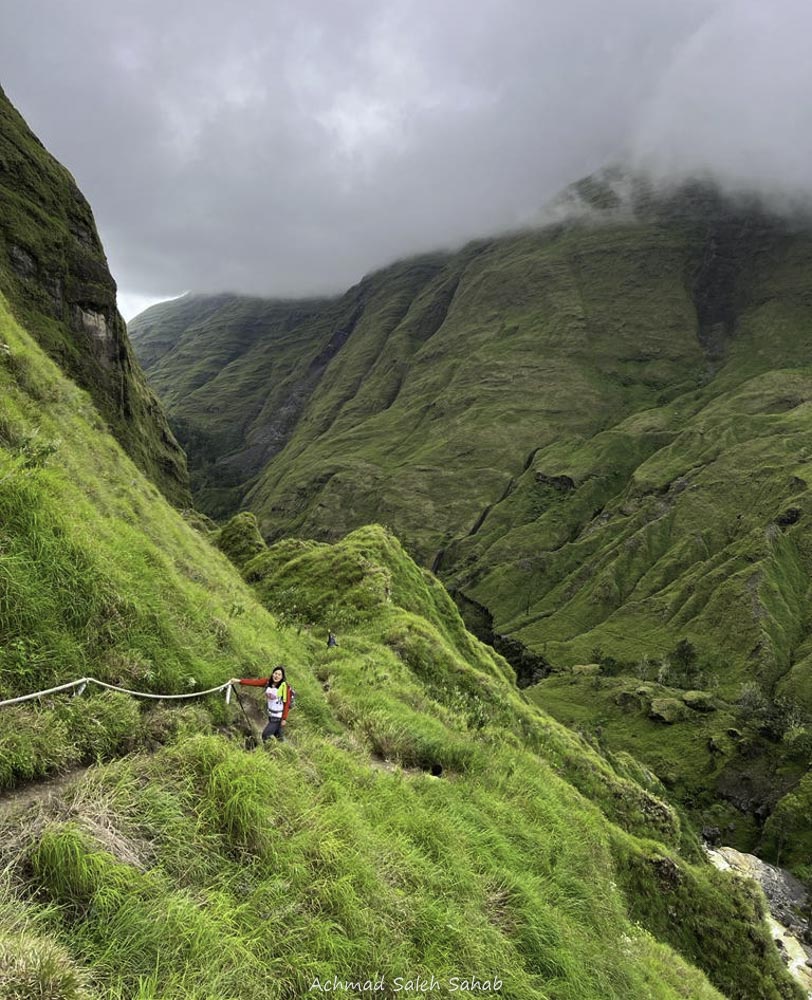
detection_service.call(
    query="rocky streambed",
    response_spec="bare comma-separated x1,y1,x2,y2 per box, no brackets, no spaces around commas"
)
707,846,812,997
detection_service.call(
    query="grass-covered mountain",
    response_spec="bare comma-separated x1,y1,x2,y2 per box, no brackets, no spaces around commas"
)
0,85,188,504
5,237,803,1000
130,176,812,863
0,101,805,999
128,177,812,686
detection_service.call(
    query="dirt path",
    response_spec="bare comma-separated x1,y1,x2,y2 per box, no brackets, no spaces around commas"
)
0,690,267,818
0,767,89,816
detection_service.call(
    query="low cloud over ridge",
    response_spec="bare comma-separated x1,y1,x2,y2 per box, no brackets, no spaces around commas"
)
1,0,809,310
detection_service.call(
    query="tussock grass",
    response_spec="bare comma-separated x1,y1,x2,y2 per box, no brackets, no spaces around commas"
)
8,706,794,998
2,735,732,1000
0,293,800,998
0,875,94,999
0,930,91,1000
0,693,217,791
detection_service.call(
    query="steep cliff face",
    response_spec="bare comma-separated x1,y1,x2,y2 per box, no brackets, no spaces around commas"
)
0,85,189,504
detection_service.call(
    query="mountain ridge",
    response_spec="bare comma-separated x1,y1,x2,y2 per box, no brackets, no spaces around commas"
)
130,177,812,861
0,80,808,999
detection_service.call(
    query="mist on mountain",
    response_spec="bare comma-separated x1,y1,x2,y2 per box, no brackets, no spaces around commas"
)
2,0,811,306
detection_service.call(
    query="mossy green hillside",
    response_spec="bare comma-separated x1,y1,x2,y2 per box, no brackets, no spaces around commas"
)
131,291,333,517
129,186,812,693
240,524,684,845
214,509,267,568
0,290,309,757
0,84,188,503
130,188,812,850
0,292,801,998
203,519,801,999
131,257,453,518
131,221,708,559
456,354,812,862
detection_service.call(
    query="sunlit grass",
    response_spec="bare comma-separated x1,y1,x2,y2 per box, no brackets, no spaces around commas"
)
0,292,799,999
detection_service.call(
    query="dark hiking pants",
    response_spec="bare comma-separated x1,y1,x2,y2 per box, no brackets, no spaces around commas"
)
262,717,284,741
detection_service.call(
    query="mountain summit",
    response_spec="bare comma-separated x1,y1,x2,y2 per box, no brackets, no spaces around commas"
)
130,171,812,685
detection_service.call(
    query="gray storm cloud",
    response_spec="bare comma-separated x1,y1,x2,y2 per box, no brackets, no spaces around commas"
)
0,0,807,314
631,0,812,197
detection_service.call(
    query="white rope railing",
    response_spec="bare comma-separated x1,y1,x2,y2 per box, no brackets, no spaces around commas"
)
0,677,234,709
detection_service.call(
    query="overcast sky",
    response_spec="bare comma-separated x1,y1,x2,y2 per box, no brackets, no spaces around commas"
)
1,0,810,319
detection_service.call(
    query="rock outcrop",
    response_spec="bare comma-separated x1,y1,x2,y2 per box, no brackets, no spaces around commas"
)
708,845,812,996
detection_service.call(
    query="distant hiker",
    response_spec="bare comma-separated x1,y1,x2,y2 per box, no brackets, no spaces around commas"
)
327,631,338,648
231,665,292,741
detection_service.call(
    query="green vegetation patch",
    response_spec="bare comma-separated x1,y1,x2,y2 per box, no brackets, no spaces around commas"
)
0,215,801,997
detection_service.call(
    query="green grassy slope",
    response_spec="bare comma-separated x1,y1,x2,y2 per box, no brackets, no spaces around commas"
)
131,257,453,519
451,229,812,679
0,292,802,999
439,223,812,863
130,180,812,854
131,183,812,653
0,85,188,504
133,220,704,562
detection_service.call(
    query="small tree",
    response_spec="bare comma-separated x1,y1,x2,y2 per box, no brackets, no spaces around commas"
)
671,639,698,685
633,654,650,680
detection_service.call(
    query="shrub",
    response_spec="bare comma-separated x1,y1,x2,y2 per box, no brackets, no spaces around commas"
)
0,930,90,1000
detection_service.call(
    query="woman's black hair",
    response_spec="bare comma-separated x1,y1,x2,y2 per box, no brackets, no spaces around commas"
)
267,665,286,685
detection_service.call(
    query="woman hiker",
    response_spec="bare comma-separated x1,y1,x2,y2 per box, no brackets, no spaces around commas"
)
231,665,292,741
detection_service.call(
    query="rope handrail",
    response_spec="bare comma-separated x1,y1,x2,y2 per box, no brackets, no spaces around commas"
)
0,676,233,709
